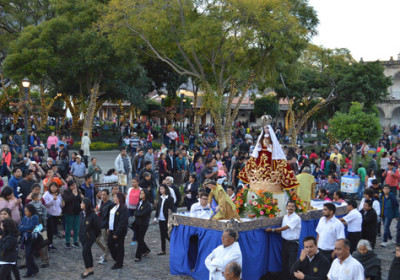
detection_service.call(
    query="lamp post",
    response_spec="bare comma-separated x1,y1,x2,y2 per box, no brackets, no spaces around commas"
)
21,77,30,153
56,93,62,134
179,90,185,137
160,94,166,144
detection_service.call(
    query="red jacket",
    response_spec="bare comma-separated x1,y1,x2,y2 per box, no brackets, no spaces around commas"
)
383,168,400,189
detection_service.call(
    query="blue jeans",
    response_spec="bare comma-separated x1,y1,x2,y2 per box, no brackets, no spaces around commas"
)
357,181,365,200
383,216,393,242
396,218,400,244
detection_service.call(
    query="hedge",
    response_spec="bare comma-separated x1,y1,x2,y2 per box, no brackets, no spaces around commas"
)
72,142,119,151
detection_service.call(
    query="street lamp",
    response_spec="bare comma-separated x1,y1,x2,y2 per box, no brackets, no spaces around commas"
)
56,93,62,134
180,93,185,136
160,94,166,143
21,77,30,153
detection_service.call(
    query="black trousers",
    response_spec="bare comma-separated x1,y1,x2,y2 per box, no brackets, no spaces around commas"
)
107,231,125,266
25,239,38,276
319,249,333,263
281,239,298,280
82,239,95,269
347,231,361,253
135,224,149,259
47,215,59,245
159,220,169,252
0,264,12,280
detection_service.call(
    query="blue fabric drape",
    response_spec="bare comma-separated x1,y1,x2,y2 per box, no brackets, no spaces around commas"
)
170,216,341,280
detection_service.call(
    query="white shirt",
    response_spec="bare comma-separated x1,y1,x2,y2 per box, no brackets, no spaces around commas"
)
327,255,364,280
158,195,169,221
343,209,362,232
109,205,119,231
358,198,381,217
281,212,301,241
190,202,211,219
205,242,242,280
168,131,178,140
316,216,345,250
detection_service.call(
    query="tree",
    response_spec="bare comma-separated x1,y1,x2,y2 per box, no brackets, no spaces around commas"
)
274,45,391,146
3,0,150,134
328,102,381,170
103,0,318,149
253,96,279,118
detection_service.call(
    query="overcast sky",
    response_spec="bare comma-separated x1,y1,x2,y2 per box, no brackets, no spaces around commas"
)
308,0,400,62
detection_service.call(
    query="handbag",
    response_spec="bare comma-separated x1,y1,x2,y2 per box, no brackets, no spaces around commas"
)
118,173,127,186
128,216,136,230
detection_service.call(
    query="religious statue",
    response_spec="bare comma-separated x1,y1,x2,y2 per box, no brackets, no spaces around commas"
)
238,115,299,215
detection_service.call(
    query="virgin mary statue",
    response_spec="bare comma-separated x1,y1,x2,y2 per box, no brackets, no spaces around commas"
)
238,116,299,214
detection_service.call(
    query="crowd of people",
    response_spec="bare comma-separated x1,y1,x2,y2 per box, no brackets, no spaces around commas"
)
1,125,400,279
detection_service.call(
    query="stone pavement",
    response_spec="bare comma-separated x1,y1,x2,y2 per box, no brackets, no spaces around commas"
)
12,150,400,279
20,222,191,280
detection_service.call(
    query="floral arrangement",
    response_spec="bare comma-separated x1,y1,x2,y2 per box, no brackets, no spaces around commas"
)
233,186,249,215
246,190,280,218
285,189,307,213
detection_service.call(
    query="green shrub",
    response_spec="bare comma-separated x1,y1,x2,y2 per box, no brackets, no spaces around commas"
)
152,142,162,150
71,141,119,151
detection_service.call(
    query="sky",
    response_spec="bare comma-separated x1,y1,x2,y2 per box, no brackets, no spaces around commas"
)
308,0,400,61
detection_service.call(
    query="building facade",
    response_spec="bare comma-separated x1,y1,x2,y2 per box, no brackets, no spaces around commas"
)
376,56,400,131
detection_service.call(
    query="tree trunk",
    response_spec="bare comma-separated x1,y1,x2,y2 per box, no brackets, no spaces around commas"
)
82,82,100,136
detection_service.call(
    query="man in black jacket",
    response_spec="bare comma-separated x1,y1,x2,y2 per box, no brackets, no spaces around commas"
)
360,199,378,249
165,176,181,212
138,161,157,201
18,169,36,206
290,236,330,280
97,189,114,264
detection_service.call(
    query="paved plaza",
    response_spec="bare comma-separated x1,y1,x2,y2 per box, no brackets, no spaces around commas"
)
13,150,398,279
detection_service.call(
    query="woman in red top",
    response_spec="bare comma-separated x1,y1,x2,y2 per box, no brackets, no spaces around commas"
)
1,145,12,180
126,177,141,245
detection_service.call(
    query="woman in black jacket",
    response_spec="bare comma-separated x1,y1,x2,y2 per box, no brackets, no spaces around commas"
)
133,189,152,262
79,198,101,278
62,180,83,249
154,184,174,255
183,173,199,210
0,218,19,280
107,192,128,269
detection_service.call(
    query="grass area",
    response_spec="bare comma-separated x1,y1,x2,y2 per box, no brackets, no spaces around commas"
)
72,141,119,151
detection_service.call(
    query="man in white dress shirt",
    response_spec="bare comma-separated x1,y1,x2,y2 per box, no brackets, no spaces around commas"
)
327,238,364,280
339,200,362,253
190,192,211,219
266,200,301,279
205,229,242,280
316,202,345,262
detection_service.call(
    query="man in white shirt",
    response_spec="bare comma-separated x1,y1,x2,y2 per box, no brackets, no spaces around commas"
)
266,201,301,279
316,202,345,262
327,238,364,280
339,200,362,253
167,128,178,150
190,192,211,219
205,229,242,280
226,186,236,201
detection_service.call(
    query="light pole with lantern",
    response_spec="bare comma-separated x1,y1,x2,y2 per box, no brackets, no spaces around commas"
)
160,94,166,143
179,89,185,138
21,77,30,153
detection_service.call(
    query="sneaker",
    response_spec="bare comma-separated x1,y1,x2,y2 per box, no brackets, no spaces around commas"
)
48,244,57,250
72,242,80,248
130,241,137,246
98,258,107,264
381,242,387,247
388,239,394,245
65,243,72,249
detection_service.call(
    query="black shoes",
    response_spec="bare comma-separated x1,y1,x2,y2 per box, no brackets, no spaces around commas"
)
142,250,151,257
81,271,94,278
72,242,81,248
111,264,123,269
